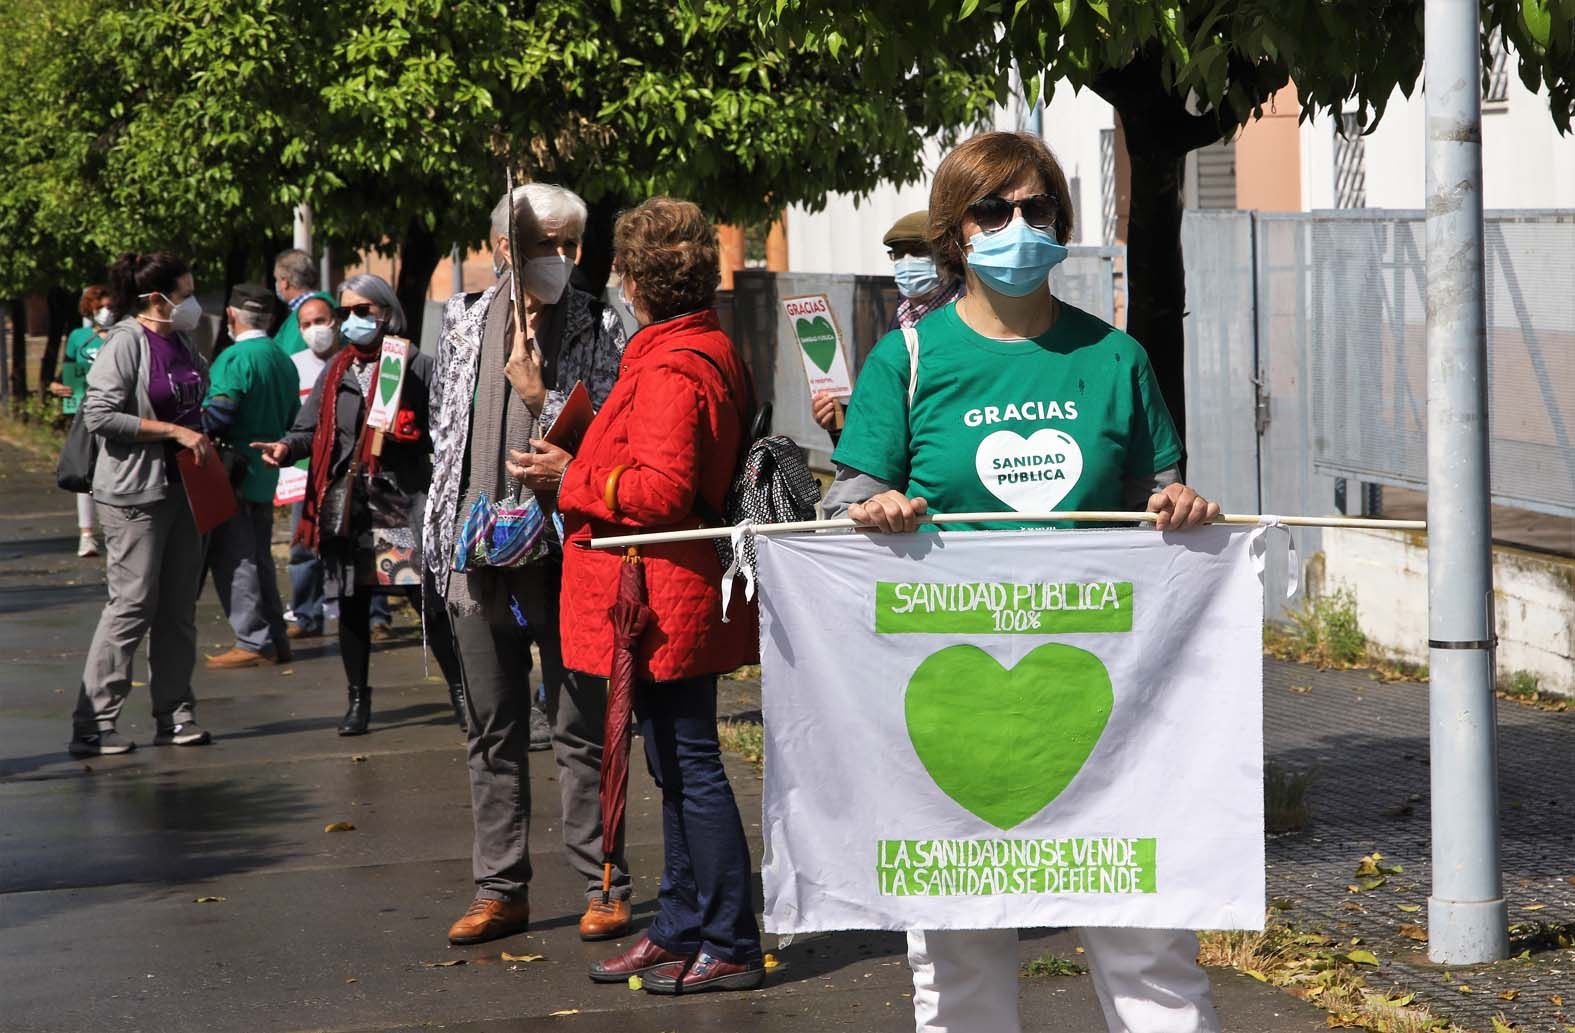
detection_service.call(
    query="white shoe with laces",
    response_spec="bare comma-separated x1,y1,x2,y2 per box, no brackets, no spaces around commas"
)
77,533,100,558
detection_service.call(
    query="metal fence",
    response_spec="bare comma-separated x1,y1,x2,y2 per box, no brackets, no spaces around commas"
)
722,249,1126,471
1183,208,1575,612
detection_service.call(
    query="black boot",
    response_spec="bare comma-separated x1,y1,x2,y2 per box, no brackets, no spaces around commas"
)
338,685,371,736
448,682,468,734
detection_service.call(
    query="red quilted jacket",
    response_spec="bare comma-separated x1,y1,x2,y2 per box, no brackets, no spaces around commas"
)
558,309,759,681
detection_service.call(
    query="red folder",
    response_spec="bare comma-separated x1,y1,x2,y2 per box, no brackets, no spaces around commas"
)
178,447,240,535
544,381,594,452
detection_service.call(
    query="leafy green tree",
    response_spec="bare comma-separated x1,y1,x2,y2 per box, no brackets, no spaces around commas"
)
0,0,994,344
752,0,1575,438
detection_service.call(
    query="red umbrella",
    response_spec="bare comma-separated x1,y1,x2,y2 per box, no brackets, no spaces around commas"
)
598,546,650,902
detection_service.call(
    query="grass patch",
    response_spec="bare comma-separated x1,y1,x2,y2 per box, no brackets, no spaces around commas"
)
0,396,70,458
1496,670,1569,712
1265,586,1428,683
717,720,764,771
1265,761,1318,835
1021,950,1086,978
1198,920,1467,1032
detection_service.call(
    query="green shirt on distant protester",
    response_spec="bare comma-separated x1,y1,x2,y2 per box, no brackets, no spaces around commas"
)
205,334,302,503
60,326,107,414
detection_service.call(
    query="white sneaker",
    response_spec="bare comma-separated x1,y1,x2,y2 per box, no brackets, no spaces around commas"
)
77,533,100,558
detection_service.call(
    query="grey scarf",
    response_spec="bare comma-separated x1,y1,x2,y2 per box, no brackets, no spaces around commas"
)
445,288,537,613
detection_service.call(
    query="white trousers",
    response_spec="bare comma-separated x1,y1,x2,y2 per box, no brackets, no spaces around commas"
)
76,492,97,532
908,927,1220,1033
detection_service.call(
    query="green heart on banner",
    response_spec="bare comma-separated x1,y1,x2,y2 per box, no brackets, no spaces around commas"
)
794,315,838,373
378,355,404,406
904,642,1113,830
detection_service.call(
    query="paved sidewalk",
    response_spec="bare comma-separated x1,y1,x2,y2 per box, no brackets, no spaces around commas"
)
0,438,1322,1033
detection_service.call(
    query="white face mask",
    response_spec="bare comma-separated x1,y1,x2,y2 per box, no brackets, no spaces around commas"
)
92,306,114,327
522,255,572,303
302,323,338,356
143,291,202,332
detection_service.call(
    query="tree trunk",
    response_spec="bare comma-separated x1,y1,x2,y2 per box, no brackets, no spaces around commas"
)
575,193,627,298
38,286,74,392
9,298,28,400
396,220,442,347
1119,141,1189,447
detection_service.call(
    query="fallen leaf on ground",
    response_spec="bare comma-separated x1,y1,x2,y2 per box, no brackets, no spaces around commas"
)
1398,923,1428,942
1397,903,1422,913
501,952,543,963
1551,992,1563,1006
421,960,466,968
193,896,226,903
280,669,295,676
351,755,368,763
1342,949,1380,966
1290,685,1312,693
324,821,356,832
1457,984,1473,994
548,1010,579,1016
763,953,780,970
1521,903,1546,911
1497,989,1520,1001
1492,1017,1516,1033
345,978,358,983
627,974,644,990
1242,968,1268,982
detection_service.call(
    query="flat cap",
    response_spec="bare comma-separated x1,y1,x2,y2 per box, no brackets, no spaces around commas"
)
882,210,930,248
228,282,273,316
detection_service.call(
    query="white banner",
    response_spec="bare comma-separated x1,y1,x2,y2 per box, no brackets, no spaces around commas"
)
755,526,1266,934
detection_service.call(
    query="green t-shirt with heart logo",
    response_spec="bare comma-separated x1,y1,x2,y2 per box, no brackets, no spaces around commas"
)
833,301,1182,528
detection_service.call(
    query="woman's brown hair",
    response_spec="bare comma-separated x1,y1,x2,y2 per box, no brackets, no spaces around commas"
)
613,197,720,322
927,132,1075,282
77,285,111,319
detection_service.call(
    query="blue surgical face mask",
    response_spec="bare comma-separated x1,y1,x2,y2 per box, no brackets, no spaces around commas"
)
893,255,941,299
342,313,382,346
965,219,1067,298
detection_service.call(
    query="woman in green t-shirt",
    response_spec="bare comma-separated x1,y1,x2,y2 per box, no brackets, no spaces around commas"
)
824,132,1224,1033
48,285,115,557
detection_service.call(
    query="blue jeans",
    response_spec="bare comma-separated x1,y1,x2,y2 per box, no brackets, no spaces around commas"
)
636,674,761,964
287,503,325,631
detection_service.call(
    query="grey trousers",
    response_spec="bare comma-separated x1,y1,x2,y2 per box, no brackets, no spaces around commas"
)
206,499,288,653
449,562,630,904
73,494,203,735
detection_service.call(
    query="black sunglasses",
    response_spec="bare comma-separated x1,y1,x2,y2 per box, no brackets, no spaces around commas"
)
334,303,378,320
967,193,1058,234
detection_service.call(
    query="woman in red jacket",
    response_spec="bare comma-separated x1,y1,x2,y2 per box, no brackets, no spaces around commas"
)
548,198,763,994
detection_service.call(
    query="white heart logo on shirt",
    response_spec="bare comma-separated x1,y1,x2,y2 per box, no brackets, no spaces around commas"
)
974,428,1085,512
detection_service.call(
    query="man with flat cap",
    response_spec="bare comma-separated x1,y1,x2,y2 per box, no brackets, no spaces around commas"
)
812,210,966,438
202,283,302,669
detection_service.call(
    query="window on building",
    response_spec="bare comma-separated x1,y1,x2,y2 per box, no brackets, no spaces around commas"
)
1334,112,1367,209
1484,26,1511,108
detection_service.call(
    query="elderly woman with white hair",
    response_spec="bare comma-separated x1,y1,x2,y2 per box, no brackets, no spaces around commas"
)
253,273,439,736
423,182,629,949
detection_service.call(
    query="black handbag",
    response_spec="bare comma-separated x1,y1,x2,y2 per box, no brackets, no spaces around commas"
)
56,412,98,493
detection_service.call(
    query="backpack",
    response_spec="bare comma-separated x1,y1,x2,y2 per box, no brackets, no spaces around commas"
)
680,349,821,601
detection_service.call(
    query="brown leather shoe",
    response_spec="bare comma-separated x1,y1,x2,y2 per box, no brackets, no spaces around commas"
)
446,896,530,945
205,646,267,669
370,623,394,642
588,933,693,984
286,623,322,640
579,897,632,941
642,949,765,994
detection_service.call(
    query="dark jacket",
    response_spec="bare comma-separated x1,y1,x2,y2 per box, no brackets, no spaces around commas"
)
281,350,436,516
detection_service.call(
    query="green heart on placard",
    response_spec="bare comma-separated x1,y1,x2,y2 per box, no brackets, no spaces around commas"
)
378,355,403,406
795,315,838,373
905,643,1113,830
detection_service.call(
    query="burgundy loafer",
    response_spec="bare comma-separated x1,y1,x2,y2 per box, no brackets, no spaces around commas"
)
641,949,765,994
588,933,694,984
